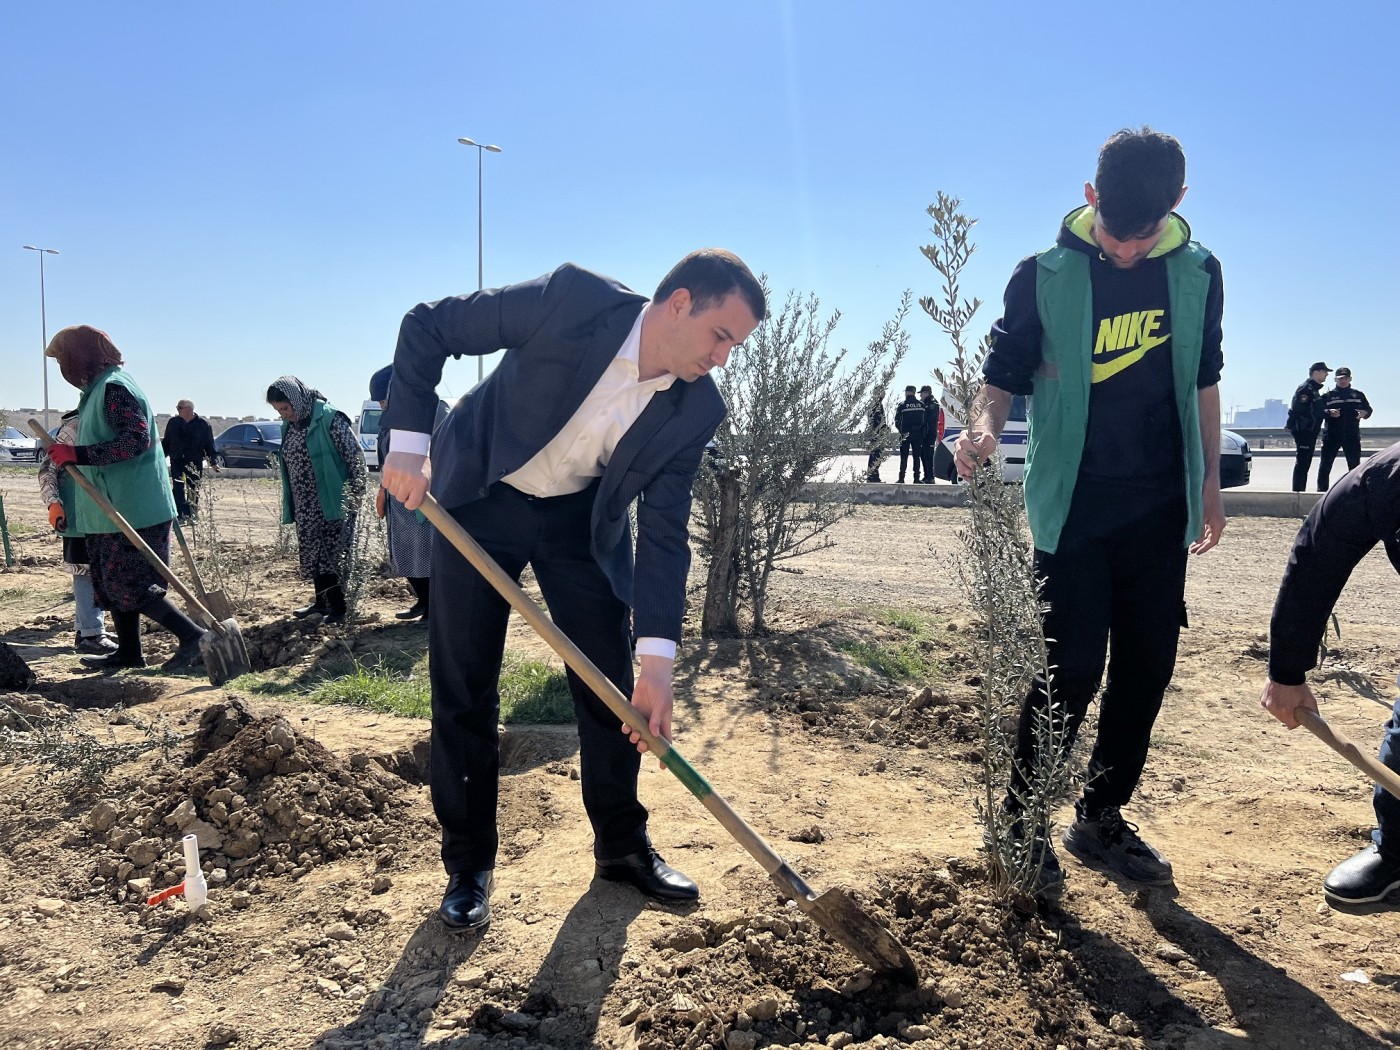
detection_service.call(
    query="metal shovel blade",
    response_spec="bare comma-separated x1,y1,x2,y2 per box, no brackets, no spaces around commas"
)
769,863,917,983
199,618,251,687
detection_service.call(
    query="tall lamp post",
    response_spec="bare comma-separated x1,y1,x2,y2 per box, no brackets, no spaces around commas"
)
457,137,503,382
22,245,60,432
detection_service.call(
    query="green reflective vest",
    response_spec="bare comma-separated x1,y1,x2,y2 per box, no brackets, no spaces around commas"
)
1025,243,1212,554
279,400,351,523
73,367,177,535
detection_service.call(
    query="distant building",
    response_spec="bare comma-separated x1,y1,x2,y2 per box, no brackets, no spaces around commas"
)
1232,399,1288,428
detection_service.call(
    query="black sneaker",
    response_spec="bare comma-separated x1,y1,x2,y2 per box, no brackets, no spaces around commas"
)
75,634,119,655
1323,845,1400,905
1062,807,1174,886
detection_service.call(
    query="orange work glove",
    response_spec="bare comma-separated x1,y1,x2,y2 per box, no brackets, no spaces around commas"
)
375,486,387,519
47,443,78,468
48,503,67,532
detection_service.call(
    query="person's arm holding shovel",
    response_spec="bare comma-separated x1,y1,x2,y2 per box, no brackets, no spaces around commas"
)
1261,448,1400,727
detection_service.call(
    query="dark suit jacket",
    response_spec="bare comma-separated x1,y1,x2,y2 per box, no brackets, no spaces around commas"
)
383,264,727,642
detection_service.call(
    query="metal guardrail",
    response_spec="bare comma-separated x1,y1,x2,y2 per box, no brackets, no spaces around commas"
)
1229,426,1399,451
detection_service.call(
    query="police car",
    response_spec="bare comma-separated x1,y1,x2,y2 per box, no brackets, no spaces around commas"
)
932,396,1252,488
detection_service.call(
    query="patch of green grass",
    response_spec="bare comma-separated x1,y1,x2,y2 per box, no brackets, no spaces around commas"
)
836,607,946,682
499,651,574,724
5,522,38,536
230,648,575,724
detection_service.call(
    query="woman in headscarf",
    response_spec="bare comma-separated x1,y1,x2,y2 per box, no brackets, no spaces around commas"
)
267,376,367,624
43,326,208,671
369,364,442,620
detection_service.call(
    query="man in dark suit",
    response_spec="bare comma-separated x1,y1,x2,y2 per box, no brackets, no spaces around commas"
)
381,250,765,932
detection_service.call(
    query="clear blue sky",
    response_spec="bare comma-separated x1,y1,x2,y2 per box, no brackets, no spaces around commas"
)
3,1,1397,425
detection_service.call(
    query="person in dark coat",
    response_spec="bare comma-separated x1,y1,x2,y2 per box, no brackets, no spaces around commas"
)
162,399,220,521
380,250,764,933
895,385,927,484
1286,362,1329,492
43,326,208,671
1261,440,1400,906
1317,367,1374,491
917,384,944,484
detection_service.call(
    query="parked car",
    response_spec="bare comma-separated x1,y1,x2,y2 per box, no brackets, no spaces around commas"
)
934,399,1252,489
358,400,381,472
213,421,284,468
0,426,40,465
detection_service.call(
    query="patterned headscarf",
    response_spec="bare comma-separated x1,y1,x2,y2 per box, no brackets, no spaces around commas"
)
268,376,326,422
45,325,124,388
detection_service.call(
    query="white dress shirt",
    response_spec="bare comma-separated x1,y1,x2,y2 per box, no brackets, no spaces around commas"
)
391,306,681,660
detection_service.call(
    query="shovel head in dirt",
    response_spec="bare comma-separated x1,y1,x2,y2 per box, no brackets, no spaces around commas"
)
199,618,251,687
417,491,919,983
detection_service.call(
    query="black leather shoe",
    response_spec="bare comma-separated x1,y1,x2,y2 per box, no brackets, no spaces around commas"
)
394,602,427,620
439,870,493,931
292,601,327,619
595,849,699,902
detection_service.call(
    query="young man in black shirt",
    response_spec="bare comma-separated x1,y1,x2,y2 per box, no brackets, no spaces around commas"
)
955,127,1226,899
1287,362,1329,492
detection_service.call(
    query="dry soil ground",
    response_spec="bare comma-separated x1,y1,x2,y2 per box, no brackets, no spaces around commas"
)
0,471,1398,1050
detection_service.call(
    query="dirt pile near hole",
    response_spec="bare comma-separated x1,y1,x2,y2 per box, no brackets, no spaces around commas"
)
240,617,346,670
78,701,407,902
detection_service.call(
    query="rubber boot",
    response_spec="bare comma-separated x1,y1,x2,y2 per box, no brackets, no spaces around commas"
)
139,595,208,672
396,576,429,620
324,578,348,626
81,610,146,669
294,573,337,618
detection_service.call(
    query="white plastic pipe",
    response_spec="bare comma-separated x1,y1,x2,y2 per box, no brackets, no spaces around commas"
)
181,833,208,908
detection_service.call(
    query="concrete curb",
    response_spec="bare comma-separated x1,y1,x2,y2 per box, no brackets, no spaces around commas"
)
802,483,1324,518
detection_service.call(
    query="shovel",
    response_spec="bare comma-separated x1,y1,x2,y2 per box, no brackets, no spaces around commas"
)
172,519,235,622
29,419,251,687
1298,708,1400,801
417,492,918,983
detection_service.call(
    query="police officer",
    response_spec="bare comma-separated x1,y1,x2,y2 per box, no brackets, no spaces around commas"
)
1287,362,1328,493
895,385,927,484
1317,367,1373,491
916,384,943,484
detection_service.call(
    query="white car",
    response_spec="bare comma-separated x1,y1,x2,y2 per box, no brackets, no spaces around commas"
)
934,398,1251,488
358,400,381,472
0,426,40,465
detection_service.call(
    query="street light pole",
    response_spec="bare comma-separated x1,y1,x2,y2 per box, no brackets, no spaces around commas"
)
457,137,503,383
22,245,60,432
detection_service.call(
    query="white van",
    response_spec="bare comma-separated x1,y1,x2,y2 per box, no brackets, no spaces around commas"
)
358,400,381,472
933,396,1251,488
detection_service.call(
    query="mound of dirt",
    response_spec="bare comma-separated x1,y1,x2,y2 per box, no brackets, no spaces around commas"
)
452,862,1130,1050
240,618,348,670
78,707,407,902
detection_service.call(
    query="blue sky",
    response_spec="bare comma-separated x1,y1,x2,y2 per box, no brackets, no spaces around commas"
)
3,1,1397,425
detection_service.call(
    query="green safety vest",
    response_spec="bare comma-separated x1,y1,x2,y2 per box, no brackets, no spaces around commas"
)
73,367,177,535
1025,242,1212,554
279,399,351,523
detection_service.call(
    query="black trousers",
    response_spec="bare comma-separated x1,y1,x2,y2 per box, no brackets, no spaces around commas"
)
1291,432,1319,492
916,438,936,483
1317,428,1361,491
429,481,647,874
1009,485,1189,819
898,437,922,481
171,459,203,518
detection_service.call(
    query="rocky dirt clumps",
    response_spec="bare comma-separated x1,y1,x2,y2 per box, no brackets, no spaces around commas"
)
77,704,406,902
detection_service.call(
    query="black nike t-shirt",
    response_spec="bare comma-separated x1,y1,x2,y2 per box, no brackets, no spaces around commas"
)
1079,252,1180,487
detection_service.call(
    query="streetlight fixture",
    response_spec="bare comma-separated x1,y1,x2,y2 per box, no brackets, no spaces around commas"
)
457,136,503,382
22,245,60,432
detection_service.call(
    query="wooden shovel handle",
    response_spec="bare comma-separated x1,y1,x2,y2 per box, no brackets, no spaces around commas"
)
417,493,795,882
28,419,221,633
1298,707,1400,800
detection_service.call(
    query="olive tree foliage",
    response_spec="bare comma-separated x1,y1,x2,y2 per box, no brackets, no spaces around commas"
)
921,193,1075,898
694,287,910,637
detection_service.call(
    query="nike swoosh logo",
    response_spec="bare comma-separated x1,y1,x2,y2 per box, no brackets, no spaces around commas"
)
1092,333,1169,383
